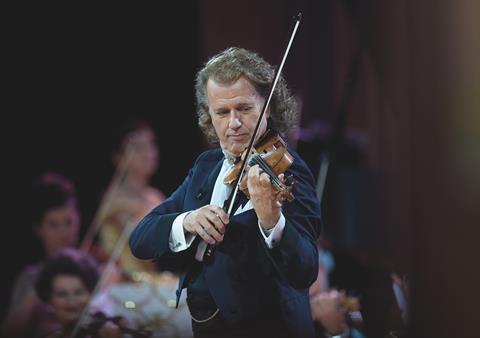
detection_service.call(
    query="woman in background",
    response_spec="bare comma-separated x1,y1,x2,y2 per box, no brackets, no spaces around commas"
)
95,120,165,276
87,120,191,337
1,173,81,337
34,248,127,337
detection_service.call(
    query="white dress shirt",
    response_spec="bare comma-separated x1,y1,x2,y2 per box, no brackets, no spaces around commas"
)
168,158,285,261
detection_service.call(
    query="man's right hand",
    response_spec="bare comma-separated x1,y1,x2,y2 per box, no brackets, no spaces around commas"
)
183,205,229,245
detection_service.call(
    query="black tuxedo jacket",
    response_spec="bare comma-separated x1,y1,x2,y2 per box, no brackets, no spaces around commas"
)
130,147,322,338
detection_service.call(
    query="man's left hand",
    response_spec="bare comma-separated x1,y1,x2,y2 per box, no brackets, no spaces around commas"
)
247,165,284,230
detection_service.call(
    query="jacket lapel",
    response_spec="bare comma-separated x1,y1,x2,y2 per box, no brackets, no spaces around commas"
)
176,153,223,306
193,157,224,207
231,190,249,216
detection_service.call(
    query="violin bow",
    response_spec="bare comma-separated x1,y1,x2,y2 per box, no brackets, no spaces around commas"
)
226,12,302,217
80,137,137,253
73,134,152,336
205,12,302,258
71,217,137,337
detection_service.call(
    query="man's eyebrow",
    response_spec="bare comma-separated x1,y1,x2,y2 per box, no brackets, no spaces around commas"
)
237,102,253,108
214,107,228,113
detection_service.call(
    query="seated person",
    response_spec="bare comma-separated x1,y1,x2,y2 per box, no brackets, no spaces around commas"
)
33,248,130,338
86,120,191,336
312,237,410,338
95,119,166,276
310,238,364,338
1,173,81,338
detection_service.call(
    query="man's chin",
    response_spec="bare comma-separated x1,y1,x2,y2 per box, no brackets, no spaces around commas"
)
224,150,241,158
221,143,247,158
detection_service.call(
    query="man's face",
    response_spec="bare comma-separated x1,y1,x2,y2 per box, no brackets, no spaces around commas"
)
207,77,269,157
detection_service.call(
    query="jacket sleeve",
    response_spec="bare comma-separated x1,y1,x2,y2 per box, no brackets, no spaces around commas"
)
129,166,194,271
261,153,322,289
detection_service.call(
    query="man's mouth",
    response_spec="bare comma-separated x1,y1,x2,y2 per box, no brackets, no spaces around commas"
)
228,133,248,141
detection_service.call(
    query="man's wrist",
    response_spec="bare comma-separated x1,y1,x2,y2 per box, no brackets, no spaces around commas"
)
259,214,280,230
170,211,195,252
182,211,193,234
258,213,285,248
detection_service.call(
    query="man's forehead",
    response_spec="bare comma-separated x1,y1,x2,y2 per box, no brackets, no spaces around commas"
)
206,77,260,104
206,76,256,91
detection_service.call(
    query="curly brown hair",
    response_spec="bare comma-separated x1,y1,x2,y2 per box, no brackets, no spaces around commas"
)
34,248,99,302
195,47,297,144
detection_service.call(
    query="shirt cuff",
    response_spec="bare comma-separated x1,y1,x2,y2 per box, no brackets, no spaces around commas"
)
168,212,196,252
258,213,285,249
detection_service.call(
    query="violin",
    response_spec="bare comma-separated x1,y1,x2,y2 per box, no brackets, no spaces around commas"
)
77,311,152,337
223,130,297,202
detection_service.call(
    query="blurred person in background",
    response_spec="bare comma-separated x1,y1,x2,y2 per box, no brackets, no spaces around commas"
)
33,248,128,338
84,120,191,337
1,172,81,337
93,120,166,275
309,238,364,338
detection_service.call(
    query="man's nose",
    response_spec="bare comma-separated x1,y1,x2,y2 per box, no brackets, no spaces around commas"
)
228,111,242,129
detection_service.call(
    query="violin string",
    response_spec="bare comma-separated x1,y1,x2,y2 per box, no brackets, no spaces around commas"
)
80,137,137,253
249,155,286,191
251,155,282,188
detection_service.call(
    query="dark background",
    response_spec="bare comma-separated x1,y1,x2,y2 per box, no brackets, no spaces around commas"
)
2,2,479,337
2,2,203,316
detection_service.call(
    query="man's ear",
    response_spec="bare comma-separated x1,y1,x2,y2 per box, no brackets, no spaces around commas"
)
266,106,273,121
266,108,272,126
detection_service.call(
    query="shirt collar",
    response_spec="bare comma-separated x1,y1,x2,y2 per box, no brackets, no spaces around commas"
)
222,150,239,165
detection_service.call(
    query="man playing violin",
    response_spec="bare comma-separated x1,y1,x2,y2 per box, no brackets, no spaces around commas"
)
130,47,322,338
